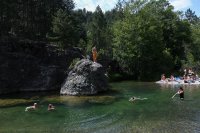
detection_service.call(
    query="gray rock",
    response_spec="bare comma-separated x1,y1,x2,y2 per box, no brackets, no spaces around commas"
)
60,59,109,95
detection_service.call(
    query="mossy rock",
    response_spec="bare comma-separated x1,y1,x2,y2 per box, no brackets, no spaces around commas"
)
87,96,116,104
44,95,116,106
0,99,35,107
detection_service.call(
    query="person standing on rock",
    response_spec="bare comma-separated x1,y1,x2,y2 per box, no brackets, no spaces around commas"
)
92,46,97,62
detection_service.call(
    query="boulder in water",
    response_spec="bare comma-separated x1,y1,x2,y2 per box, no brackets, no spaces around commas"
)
60,59,109,95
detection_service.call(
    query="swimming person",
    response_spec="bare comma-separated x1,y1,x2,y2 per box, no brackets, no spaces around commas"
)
25,103,37,112
129,96,148,102
48,104,55,111
161,74,166,81
172,87,184,99
177,87,184,100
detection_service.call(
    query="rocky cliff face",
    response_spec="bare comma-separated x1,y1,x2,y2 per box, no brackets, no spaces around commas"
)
0,40,83,94
60,59,109,95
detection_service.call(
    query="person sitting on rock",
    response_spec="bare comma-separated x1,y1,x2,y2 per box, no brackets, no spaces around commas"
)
48,104,55,111
25,103,37,112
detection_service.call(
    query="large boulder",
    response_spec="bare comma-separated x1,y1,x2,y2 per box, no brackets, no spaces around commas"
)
60,59,109,95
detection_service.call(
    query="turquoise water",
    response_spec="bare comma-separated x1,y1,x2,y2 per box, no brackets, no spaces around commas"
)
0,81,200,133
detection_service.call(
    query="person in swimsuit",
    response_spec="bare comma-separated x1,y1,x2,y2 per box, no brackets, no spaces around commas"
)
177,87,184,100
129,96,148,102
25,103,37,112
48,104,55,111
92,46,97,62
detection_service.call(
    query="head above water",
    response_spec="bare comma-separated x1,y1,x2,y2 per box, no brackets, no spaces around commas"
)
92,46,97,51
48,104,53,107
179,87,183,90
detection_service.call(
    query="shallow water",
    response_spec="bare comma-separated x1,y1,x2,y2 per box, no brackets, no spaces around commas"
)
0,81,200,133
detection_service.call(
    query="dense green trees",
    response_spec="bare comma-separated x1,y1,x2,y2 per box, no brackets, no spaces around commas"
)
183,9,200,71
185,8,199,24
51,8,77,48
1,0,200,80
112,0,174,79
111,0,200,80
0,0,73,40
86,6,113,66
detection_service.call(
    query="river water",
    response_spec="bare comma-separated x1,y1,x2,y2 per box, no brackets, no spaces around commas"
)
0,81,200,133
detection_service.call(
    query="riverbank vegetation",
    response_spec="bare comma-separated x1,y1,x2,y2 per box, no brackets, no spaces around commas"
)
1,0,200,81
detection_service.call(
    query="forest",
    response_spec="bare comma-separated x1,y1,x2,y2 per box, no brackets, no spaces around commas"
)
1,0,200,81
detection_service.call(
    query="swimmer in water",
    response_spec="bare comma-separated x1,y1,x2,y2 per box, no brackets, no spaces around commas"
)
129,96,148,102
48,104,55,111
177,87,184,100
25,103,37,112
171,87,184,100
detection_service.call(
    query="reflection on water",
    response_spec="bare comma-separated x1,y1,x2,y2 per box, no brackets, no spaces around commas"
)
0,81,200,133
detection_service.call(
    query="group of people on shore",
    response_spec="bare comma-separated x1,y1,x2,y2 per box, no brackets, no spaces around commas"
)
161,68,199,83
25,103,55,112
183,68,199,83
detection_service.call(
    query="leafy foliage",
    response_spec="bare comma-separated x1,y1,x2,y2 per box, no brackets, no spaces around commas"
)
1,0,200,80
0,0,66,40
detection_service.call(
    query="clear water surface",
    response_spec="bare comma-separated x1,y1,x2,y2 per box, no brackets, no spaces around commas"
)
0,81,200,133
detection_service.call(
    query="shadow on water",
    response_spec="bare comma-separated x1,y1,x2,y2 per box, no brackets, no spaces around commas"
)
0,90,60,99
0,90,60,108
0,88,124,109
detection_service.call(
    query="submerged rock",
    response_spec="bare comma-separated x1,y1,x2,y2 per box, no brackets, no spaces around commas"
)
60,59,109,95
45,95,115,105
0,99,35,107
